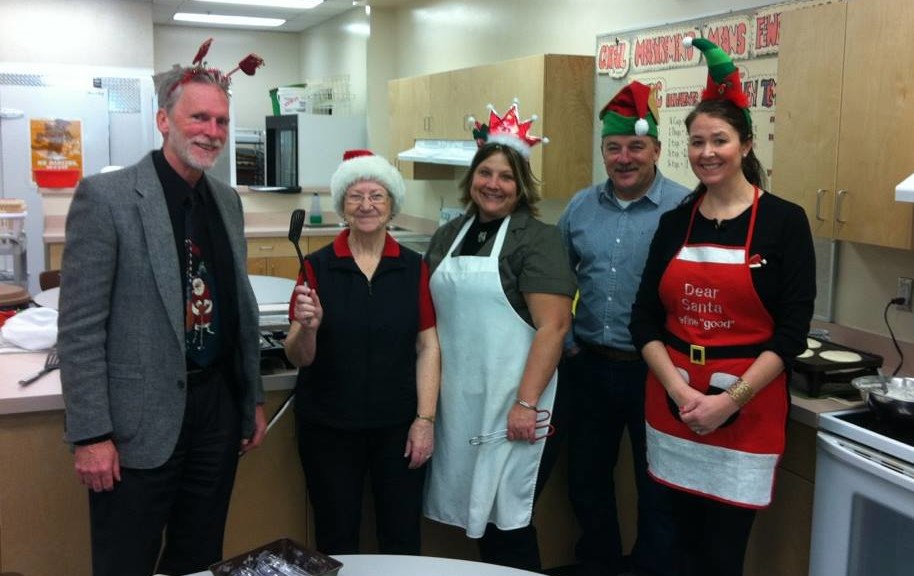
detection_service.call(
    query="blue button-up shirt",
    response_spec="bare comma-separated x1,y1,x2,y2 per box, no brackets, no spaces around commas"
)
557,170,689,351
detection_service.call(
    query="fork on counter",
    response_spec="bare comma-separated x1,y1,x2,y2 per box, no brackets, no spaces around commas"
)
19,350,60,386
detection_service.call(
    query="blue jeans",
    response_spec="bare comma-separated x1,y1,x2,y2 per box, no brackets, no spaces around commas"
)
562,348,678,576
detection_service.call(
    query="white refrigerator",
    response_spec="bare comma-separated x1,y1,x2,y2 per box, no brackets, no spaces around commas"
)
0,80,156,294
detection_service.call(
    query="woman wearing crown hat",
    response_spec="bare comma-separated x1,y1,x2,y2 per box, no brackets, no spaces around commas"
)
284,149,440,555
423,101,577,570
629,38,815,575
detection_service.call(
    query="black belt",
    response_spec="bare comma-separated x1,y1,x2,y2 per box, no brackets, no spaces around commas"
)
664,332,765,365
580,342,642,362
186,362,223,384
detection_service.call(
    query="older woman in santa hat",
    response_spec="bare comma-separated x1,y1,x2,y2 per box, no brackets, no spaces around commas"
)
284,150,440,556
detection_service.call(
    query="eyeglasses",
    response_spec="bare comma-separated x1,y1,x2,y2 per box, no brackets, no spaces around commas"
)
344,192,389,206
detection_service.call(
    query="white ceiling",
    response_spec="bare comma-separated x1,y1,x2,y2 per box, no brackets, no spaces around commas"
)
150,0,386,33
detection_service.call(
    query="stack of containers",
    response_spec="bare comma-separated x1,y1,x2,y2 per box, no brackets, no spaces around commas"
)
0,199,28,288
269,83,309,115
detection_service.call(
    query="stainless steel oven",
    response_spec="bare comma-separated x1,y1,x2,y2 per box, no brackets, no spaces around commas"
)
810,409,914,575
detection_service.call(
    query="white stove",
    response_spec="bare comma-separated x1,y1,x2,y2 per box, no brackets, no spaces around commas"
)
810,408,914,576
819,408,914,463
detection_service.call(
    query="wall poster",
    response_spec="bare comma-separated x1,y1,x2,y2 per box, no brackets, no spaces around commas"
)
594,0,821,189
594,0,834,320
30,118,84,175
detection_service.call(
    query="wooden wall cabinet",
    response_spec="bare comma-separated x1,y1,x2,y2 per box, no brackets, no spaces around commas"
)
389,54,595,200
773,0,914,249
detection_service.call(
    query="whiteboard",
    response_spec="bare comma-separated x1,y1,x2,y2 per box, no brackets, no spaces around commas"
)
593,0,835,320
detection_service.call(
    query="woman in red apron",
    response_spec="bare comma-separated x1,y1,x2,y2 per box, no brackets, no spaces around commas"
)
629,38,816,576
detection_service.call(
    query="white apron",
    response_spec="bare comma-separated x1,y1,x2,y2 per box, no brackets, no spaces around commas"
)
424,215,557,538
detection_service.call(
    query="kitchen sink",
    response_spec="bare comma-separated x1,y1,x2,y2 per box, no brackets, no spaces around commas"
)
303,222,347,229
303,222,409,231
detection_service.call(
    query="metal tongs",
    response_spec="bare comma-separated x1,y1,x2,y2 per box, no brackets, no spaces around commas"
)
244,209,307,451
876,367,890,394
469,408,555,446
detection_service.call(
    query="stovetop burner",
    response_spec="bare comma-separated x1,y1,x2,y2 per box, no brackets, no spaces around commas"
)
834,410,914,447
821,408,914,464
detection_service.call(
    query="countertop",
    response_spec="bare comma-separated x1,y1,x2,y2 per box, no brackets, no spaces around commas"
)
39,182,439,243
43,211,438,243
0,351,297,416
2,349,861,423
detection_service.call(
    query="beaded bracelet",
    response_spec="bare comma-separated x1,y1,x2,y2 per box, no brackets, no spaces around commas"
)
726,378,755,407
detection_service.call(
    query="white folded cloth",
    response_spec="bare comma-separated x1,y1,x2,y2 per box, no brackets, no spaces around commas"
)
1,307,58,350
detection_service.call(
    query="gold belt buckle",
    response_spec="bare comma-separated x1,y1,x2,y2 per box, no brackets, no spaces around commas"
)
689,344,706,365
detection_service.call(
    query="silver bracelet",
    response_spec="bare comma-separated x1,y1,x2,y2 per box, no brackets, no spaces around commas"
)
515,399,537,411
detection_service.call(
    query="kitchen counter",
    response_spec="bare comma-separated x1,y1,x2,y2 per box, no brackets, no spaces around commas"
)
1,347,858,421
0,351,307,576
1,347,854,576
0,350,297,416
788,388,863,428
42,210,438,243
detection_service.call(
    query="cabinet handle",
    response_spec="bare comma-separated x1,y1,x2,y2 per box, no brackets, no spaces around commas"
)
815,189,827,221
835,189,848,223
427,115,432,133
259,245,274,252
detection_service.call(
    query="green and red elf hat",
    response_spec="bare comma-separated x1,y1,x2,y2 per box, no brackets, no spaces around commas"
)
683,36,751,128
599,81,659,138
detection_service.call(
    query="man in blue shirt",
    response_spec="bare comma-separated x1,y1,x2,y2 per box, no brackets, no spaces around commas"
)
557,81,689,576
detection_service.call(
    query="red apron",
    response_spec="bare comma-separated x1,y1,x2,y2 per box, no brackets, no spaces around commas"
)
645,187,788,508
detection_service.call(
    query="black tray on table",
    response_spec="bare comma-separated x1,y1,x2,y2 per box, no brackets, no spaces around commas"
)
209,538,342,576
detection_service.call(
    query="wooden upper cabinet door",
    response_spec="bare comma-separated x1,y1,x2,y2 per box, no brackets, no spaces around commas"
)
835,0,914,248
772,2,846,239
541,55,594,202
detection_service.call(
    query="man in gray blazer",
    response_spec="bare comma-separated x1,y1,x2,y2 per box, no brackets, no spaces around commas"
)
58,46,266,576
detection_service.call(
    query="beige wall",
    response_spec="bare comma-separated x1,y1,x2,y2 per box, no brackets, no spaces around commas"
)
154,26,302,131
834,243,914,346
299,8,370,117
3,0,912,350
369,0,914,346
369,0,780,224
0,0,153,67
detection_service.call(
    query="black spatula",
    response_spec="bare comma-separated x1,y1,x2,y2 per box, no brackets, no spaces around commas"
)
288,208,306,277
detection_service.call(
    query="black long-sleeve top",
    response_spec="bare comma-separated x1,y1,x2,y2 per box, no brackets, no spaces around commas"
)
629,191,816,369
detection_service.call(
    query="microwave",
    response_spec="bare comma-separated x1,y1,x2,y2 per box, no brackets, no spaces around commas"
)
266,115,298,187
265,113,368,189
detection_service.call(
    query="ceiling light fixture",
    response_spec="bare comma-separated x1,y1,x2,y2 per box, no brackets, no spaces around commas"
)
174,13,286,27
196,0,324,9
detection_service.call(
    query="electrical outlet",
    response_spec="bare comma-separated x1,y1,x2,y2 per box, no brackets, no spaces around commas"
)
896,277,914,312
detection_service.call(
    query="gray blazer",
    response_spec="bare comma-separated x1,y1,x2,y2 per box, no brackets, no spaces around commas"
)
58,152,263,469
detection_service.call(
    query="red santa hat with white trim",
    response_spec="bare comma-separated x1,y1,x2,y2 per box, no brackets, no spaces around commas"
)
330,149,406,217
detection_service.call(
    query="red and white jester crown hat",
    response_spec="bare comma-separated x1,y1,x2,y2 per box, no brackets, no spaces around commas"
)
469,98,548,159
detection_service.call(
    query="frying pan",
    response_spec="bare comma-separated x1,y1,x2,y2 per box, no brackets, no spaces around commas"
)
852,375,914,421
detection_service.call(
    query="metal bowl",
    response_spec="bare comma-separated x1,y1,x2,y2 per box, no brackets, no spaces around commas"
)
852,375,914,421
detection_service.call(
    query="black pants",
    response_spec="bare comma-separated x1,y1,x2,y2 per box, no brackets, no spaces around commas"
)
562,350,678,576
88,369,242,576
476,379,568,573
296,419,426,555
670,489,757,576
